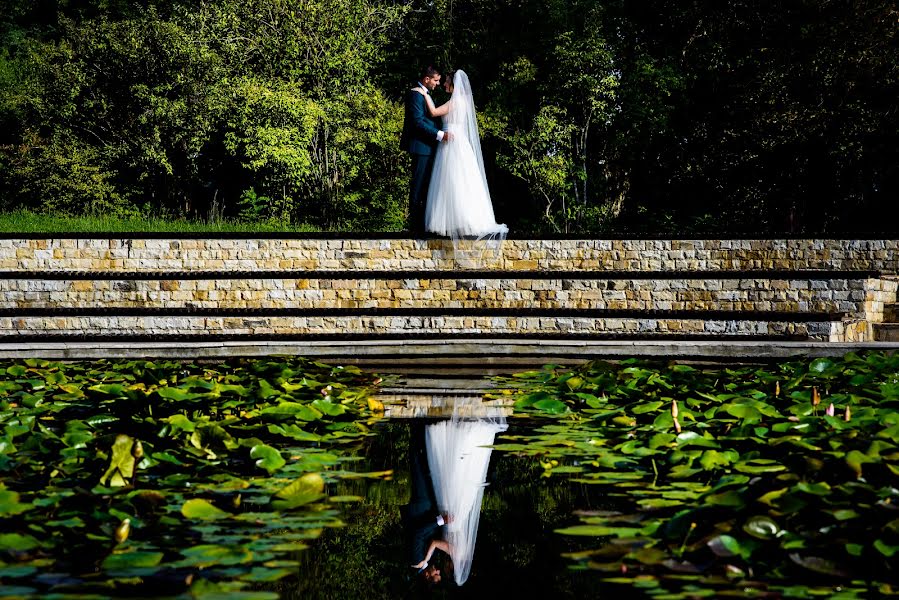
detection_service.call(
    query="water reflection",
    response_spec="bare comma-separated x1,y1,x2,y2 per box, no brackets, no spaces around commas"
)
405,399,508,586
282,395,597,600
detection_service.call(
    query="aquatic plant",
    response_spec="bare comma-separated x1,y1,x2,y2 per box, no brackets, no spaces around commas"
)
0,357,388,598
496,352,899,597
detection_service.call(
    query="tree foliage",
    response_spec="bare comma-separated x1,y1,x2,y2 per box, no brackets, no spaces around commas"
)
0,0,896,233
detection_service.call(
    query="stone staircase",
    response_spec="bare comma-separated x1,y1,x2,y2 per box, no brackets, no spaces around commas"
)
2,237,898,345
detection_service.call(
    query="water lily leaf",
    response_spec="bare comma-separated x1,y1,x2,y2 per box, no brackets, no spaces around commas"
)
182,498,230,520
708,534,748,558
743,516,779,539
239,566,295,582
261,402,323,421
649,433,676,449
734,460,786,474
272,473,325,510
637,498,682,509
788,553,848,576
705,490,746,507
631,400,665,415
757,488,788,506
5,365,27,377
514,391,555,409
699,450,738,471
795,481,831,495
831,509,859,521
0,533,40,551
809,358,835,373
565,376,584,390
555,524,642,537
846,449,875,478
88,383,127,396
167,414,196,432
0,489,32,516
533,399,569,415
250,444,285,474
102,551,164,570
267,424,321,443
178,544,254,567
99,434,135,487
311,399,347,417
874,539,899,557
156,387,204,401
725,403,762,422
668,465,702,479
676,431,718,448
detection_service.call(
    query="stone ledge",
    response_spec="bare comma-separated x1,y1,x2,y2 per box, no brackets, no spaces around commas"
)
2,339,898,361
4,239,899,273
0,277,891,317
0,315,845,340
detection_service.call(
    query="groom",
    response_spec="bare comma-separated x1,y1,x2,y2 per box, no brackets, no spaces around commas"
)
401,422,447,584
400,65,454,236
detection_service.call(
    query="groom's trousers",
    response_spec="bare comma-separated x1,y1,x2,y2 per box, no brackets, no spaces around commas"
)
409,153,435,236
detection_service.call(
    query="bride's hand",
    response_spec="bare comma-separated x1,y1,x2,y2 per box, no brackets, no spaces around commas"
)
412,560,427,569
412,87,427,96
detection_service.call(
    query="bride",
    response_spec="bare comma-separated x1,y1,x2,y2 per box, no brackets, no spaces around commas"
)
413,70,508,241
412,401,508,586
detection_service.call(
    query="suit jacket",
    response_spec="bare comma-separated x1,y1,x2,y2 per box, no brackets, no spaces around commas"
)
401,423,441,563
400,87,442,156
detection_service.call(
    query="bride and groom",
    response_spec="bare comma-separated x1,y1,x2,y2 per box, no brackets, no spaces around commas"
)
400,65,508,241
402,404,507,587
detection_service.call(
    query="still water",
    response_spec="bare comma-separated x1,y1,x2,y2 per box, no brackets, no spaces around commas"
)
270,408,604,599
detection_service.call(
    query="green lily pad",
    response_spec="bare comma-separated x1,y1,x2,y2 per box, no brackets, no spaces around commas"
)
182,498,230,520
272,473,325,510
102,551,164,570
743,516,779,539
250,444,286,474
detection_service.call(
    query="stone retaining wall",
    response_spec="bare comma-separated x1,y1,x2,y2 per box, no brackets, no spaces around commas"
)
3,238,897,343
1,277,894,320
3,238,899,272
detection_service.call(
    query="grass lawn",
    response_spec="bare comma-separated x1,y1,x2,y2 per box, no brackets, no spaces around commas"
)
0,210,330,233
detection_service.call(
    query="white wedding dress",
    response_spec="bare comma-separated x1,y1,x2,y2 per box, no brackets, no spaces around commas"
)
425,70,508,242
425,401,508,585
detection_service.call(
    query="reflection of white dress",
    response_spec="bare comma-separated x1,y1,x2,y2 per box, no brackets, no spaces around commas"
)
425,70,508,240
425,407,507,586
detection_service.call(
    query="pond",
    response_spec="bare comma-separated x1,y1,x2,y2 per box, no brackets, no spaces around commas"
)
1,354,898,598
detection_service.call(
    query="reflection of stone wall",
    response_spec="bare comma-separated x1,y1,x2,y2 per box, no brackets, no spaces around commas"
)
1,315,844,338
3,238,898,342
4,238,899,272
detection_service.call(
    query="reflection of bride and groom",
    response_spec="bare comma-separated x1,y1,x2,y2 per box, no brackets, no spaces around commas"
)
402,408,508,586
401,65,508,243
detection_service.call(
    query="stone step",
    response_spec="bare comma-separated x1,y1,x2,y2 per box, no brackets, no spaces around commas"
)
4,238,899,273
0,314,850,340
1,275,893,316
4,338,899,361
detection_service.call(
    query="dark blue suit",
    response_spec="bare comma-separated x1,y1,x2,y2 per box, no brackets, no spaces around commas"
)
401,423,442,564
400,86,443,235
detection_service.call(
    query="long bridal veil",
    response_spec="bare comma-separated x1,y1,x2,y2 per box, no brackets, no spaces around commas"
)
448,70,489,208
425,399,508,585
425,69,507,267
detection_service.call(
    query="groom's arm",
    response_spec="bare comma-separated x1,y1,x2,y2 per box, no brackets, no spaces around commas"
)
407,91,444,142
